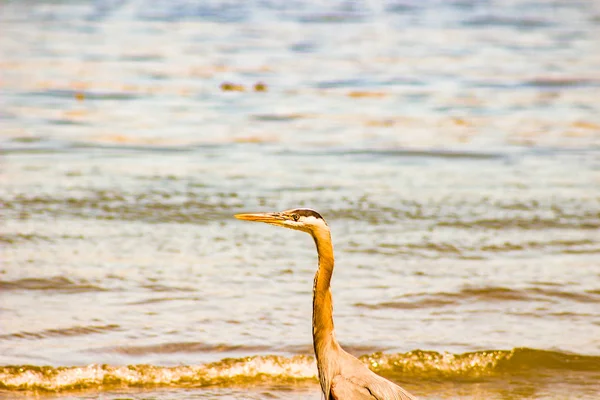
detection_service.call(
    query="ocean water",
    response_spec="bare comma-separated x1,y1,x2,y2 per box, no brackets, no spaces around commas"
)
1,0,600,399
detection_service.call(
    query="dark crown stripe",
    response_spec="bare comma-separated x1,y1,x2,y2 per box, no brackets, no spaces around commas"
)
293,209,324,220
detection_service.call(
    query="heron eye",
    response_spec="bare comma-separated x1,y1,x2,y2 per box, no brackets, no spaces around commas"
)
292,214,299,221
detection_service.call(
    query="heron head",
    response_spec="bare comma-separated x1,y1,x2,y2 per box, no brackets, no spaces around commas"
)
235,208,328,234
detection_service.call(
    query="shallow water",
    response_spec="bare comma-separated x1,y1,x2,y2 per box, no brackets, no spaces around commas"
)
1,0,600,399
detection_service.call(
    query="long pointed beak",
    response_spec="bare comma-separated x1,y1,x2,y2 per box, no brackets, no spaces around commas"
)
234,212,285,224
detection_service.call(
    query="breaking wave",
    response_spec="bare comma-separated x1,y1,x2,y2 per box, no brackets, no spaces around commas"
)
1,348,598,392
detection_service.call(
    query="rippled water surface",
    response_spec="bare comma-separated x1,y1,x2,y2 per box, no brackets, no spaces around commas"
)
1,0,600,399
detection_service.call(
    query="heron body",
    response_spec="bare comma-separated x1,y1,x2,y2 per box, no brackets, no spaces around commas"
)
235,208,416,400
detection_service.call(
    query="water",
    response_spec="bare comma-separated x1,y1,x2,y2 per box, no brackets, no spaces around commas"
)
1,0,600,398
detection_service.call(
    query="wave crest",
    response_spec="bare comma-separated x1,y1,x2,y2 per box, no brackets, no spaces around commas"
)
1,348,598,392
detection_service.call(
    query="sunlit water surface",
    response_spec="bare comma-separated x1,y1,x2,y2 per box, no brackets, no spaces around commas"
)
1,0,600,399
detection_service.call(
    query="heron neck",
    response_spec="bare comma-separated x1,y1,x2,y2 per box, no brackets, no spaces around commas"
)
311,227,338,368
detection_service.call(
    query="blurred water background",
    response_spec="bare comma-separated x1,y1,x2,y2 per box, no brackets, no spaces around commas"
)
1,0,600,399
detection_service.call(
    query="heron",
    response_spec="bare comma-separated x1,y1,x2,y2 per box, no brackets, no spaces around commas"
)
235,208,417,400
